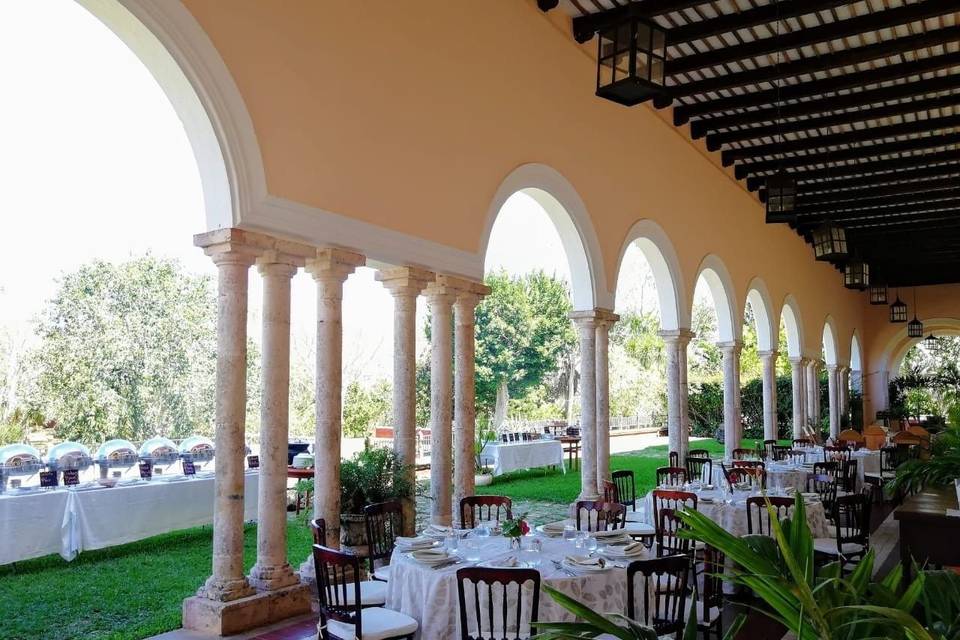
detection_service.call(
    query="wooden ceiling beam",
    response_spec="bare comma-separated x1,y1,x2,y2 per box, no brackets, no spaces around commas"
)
746,152,960,191
793,188,960,218
667,0,852,44
772,175,960,206
571,1,715,43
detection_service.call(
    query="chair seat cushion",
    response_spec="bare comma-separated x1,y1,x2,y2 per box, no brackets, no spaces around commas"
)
863,471,897,480
372,564,391,582
813,537,865,556
340,580,387,606
684,599,722,626
624,521,656,535
327,606,418,640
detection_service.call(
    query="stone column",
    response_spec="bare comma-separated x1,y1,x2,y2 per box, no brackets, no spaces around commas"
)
307,249,365,549
426,277,457,526
249,254,300,592
806,359,822,434
789,357,807,439
827,365,841,439
759,350,778,441
718,341,743,460
377,267,434,535
659,330,695,463
594,310,619,491
839,366,850,417
453,281,489,527
571,311,599,501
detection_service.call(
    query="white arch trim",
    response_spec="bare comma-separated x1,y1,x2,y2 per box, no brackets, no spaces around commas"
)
745,278,777,352
613,219,688,331
822,316,839,367
850,331,863,371
780,294,805,358
882,317,960,374
694,255,740,343
482,164,608,310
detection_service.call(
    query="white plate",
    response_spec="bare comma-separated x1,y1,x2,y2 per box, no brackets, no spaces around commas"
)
397,540,441,552
536,525,566,537
562,558,607,573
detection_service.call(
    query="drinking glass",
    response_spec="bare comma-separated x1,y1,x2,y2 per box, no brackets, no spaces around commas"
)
463,540,481,562
585,535,598,552
521,540,542,568
475,522,490,539
574,531,588,549
445,533,459,552
562,525,576,543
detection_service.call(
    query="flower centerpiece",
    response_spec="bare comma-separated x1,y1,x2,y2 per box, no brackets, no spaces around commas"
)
501,513,530,550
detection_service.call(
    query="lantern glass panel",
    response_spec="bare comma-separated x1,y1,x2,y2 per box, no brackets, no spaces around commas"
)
652,29,666,57
890,298,908,323
765,172,796,221
869,284,887,305
908,317,923,338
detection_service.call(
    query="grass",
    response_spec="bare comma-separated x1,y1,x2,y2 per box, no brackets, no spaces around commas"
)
477,437,774,503
0,518,314,640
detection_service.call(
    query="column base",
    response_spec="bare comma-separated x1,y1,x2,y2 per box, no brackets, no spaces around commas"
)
249,562,301,591
182,582,312,636
198,576,257,602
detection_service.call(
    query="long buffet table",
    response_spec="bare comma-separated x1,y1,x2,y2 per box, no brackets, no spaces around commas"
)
0,471,259,565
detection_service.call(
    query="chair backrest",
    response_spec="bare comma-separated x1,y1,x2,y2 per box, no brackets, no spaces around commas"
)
771,445,792,461
838,429,865,446
656,466,687,486
731,448,754,460
685,457,712,484
310,517,327,546
841,459,858,492
460,496,513,529
602,480,619,503
792,438,813,447
701,545,725,611
456,567,541,640
762,439,777,459
575,500,626,532
732,459,764,470
724,465,765,490
626,555,690,635
611,469,636,511
808,465,838,508
668,451,679,467
880,445,904,472
655,507,690,557
862,425,886,450
364,500,403,565
833,493,871,548
688,448,710,458
785,449,807,465
824,445,851,463
313,544,363,640
651,489,698,525
745,496,795,535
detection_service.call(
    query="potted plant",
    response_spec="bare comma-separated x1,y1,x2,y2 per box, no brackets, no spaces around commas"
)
474,426,495,487
338,446,414,551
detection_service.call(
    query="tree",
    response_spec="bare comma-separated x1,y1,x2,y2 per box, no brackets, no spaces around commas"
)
26,256,259,444
342,378,391,437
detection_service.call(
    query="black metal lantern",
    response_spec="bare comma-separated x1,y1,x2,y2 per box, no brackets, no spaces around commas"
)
889,291,908,323
869,283,887,305
595,17,667,106
908,315,923,338
843,260,869,290
765,170,797,223
812,222,848,261
924,332,939,348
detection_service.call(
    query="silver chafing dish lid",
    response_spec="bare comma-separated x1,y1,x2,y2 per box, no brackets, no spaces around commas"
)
139,436,179,462
46,441,93,470
95,439,139,465
0,443,44,474
179,435,215,461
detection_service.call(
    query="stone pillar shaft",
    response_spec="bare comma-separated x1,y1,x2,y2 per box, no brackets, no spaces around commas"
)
790,357,808,439
574,317,598,501
827,365,841,439
594,312,618,491
453,286,487,526
759,350,778,441
660,330,694,462
250,258,299,591
427,283,456,526
806,360,821,433
377,268,433,535
719,341,742,460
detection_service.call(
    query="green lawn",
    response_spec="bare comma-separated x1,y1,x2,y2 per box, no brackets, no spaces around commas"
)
0,518,314,640
477,438,775,503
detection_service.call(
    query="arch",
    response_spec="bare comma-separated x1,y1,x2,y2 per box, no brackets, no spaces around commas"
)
822,316,839,367
850,331,863,372
78,0,266,230
482,164,607,310
613,219,688,331
882,317,960,375
780,294,805,359
693,254,739,343
745,277,777,352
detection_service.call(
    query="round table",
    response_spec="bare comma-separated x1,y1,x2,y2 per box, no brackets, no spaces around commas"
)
709,462,812,494
384,532,643,639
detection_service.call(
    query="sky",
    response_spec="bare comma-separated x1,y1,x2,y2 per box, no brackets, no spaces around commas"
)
0,0,582,386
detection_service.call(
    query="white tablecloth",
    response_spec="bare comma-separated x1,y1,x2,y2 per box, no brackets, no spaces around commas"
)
0,471,259,564
385,534,639,640
481,441,565,476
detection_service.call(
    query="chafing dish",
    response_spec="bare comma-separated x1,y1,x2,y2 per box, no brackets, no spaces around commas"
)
95,439,139,478
46,441,93,479
0,443,44,493
179,435,215,468
139,436,179,466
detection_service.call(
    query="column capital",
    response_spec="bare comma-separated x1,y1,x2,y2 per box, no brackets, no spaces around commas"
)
570,308,619,326
195,228,317,263
716,340,743,353
376,266,435,298
306,247,366,283
256,250,302,278
757,349,778,359
658,328,696,344
826,363,841,373
789,355,810,365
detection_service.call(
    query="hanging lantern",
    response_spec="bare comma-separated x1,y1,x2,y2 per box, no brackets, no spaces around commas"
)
812,222,848,261
595,16,667,106
907,315,923,338
924,332,939,349
843,260,869,290
765,170,797,223
889,294,908,323
869,283,887,305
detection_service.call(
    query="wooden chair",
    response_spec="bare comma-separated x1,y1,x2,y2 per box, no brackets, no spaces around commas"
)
745,496,796,535
455,567,541,640
669,451,680,467
863,446,900,502
688,545,725,639
460,496,513,529
732,459,764,471
656,466,687,486
862,425,887,450
652,489,698,527
731,448,754,460
310,518,386,607
808,464,839,516
723,465,765,491
840,459,858,493
813,493,871,573
602,480,619,503
574,500,626,532
762,439,778,459
771,445,792,461
626,555,691,637
824,445,851,464
311,517,327,546
685,456,713,485
312,544,418,640
364,500,403,582
612,469,637,512
688,448,710,458
838,429,865,449
655,507,691,557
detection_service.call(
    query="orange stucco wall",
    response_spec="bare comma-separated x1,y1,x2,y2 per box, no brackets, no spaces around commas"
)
180,0,869,361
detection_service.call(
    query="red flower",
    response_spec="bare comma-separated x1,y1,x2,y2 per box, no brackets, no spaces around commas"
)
520,520,530,535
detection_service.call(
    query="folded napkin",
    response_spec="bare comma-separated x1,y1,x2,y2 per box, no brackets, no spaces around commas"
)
424,524,453,537
396,536,435,548
565,555,603,567
607,542,644,556
592,529,627,539
410,548,448,562
489,556,518,568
